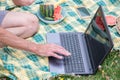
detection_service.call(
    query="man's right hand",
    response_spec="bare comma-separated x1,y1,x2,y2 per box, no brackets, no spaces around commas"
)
31,43,71,59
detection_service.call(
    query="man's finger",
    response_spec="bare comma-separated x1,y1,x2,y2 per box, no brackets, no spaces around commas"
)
51,53,63,59
53,48,71,56
49,44,71,56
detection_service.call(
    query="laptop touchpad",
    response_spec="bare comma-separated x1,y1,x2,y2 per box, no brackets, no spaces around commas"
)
49,57,65,73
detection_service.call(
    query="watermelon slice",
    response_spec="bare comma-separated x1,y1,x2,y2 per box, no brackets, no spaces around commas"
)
40,4,54,19
53,6,62,21
40,5,62,21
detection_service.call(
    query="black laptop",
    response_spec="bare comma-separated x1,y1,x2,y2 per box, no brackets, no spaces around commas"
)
46,6,113,75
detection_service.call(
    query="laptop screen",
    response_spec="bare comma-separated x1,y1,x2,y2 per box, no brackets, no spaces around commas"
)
85,6,113,71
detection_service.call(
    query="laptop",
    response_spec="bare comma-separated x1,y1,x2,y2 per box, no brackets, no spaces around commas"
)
46,6,113,75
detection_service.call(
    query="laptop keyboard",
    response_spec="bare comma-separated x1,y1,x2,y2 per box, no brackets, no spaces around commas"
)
60,33,85,73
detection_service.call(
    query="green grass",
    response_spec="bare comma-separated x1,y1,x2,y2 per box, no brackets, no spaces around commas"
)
50,50,120,80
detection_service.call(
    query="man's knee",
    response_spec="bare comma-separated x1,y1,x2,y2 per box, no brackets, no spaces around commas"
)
27,13,39,33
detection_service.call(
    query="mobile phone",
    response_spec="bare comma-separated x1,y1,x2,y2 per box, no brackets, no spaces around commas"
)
76,7,91,18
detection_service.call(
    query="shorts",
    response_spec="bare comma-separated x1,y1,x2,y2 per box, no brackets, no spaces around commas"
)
0,10,8,25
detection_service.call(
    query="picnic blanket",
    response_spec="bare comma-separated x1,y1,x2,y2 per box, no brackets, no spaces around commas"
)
0,0,120,80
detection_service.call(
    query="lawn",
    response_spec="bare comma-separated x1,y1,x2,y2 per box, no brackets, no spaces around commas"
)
50,50,120,80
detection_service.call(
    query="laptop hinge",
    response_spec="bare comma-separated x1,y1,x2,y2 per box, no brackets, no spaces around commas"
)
85,34,96,71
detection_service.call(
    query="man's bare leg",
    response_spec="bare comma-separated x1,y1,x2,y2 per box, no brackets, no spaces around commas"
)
0,11,39,38
0,11,39,47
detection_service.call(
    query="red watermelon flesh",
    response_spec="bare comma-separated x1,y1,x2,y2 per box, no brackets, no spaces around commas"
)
53,6,62,21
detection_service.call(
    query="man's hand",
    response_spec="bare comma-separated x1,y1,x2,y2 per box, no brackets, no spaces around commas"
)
31,44,71,59
12,0,35,6
0,28,70,59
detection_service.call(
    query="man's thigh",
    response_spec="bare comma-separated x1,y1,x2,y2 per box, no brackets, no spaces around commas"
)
0,11,36,28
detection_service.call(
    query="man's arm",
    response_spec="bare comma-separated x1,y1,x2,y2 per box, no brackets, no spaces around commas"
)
0,28,70,59
6,0,35,10
0,28,36,52
12,0,35,6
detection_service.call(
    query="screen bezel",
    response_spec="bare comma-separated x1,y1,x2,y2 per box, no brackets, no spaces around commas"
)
84,6,114,73
85,6,113,49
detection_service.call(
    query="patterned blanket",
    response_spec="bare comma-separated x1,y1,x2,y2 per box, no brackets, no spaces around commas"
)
0,0,120,80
